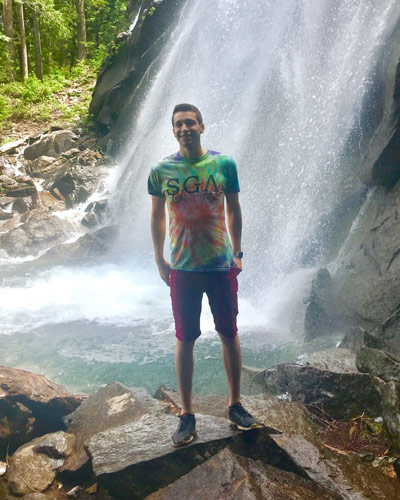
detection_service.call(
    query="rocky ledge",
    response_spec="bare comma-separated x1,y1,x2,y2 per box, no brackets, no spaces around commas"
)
1,340,399,500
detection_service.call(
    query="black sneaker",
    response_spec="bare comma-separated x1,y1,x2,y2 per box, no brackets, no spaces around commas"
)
172,413,196,447
228,402,262,430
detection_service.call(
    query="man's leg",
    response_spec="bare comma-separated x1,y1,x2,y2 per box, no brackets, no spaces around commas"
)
218,332,241,407
175,339,195,414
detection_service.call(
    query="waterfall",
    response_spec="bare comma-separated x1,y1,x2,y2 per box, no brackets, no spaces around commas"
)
1,0,400,393
112,0,400,303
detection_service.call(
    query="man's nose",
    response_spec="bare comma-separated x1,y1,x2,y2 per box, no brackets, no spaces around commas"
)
181,123,189,131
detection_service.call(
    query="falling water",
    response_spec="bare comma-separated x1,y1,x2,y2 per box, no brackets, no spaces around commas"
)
2,0,400,394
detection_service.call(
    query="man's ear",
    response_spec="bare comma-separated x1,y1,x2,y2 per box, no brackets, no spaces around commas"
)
200,123,205,134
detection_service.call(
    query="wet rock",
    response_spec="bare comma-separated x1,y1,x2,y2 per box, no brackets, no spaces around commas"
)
12,198,30,213
255,363,382,419
0,207,76,257
63,382,168,474
7,431,74,495
301,348,357,373
47,162,106,208
0,209,13,220
338,327,382,353
26,155,57,177
81,212,98,228
356,347,400,381
147,447,334,500
290,268,337,341
24,130,78,161
38,225,118,266
0,137,28,154
0,366,82,459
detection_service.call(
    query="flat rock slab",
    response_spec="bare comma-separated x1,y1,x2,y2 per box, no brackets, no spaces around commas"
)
88,413,240,476
146,447,335,500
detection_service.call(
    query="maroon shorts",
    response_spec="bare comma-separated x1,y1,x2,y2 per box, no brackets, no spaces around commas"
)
169,267,239,343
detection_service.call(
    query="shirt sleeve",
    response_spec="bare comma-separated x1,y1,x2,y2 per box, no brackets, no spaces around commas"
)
147,167,164,198
224,157,240,193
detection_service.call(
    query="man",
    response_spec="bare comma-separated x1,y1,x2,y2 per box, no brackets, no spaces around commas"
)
148,103,260,446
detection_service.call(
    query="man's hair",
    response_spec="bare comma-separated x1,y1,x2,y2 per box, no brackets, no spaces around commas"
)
172,103,203,126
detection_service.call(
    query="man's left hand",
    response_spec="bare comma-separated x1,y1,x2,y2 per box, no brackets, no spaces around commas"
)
234,257,242,274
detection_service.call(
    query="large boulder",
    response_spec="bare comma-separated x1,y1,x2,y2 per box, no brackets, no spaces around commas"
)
156,387,400,500
37,225,119,267
62,382,170,474
300,347,358,373
147,447,334,500
0,207,76,257
7,431,74,495
338,327,383,353
23,130,78,161
0,366,82,459
356,347,400,381
248,363,382,420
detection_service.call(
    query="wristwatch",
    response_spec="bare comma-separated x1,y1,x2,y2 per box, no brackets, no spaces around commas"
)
233,251,243,259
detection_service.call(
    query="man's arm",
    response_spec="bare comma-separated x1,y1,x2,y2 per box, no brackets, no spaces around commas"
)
225,192,242,272
151,195,171,286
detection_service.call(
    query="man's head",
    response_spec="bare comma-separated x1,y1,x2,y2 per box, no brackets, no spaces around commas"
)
171,103,203,126
172,103,205,153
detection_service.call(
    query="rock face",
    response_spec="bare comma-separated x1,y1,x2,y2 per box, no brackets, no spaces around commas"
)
249,363,382,419
147,447,334,500
0,366,82,459
7,431,74,495
89,0,185,151
332,182,400,348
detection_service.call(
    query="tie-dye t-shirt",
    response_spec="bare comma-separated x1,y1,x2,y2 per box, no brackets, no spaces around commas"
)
148,150,240,271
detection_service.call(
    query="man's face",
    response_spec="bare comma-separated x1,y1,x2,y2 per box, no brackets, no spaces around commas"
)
172,111,204,148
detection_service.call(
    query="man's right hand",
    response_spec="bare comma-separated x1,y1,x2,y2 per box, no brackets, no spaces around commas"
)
156,258,171,286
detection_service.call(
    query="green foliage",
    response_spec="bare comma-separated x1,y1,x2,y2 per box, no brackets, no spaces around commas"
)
0,61,98,137
0,0,133,137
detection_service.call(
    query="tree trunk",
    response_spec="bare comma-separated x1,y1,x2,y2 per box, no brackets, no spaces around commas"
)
2,0,16,78
17,1,28,80
76,0,87,61
32,11,43,79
